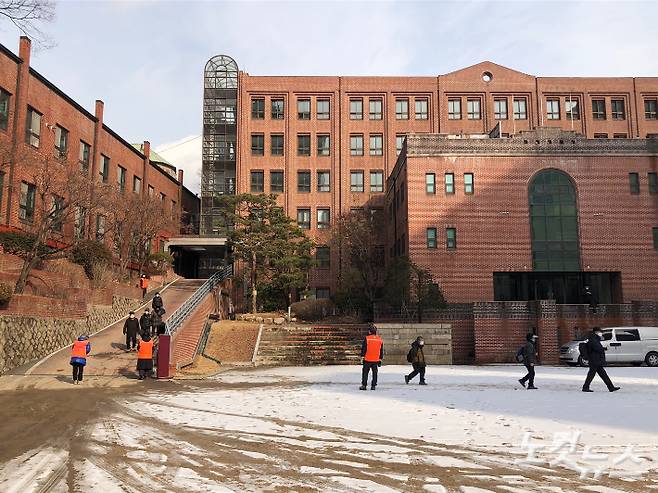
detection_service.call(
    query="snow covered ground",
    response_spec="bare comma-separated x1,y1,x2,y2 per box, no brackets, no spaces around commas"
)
1,365,658,492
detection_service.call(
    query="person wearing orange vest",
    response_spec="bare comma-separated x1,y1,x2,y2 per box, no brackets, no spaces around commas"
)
136,334,155,380
139,274,149,299
70,335,91,385
360,327,384,390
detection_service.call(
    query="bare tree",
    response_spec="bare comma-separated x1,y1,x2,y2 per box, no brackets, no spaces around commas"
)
0,0,56,48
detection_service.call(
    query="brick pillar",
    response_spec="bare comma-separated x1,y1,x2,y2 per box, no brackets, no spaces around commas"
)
536,300,559,364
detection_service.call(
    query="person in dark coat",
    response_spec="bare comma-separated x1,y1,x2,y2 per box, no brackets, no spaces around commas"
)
405,336,427,385
583,327,620,392
152,292,164,313
518,333,539,390
584,285,597,314
140,309,153,338
123,311,140,351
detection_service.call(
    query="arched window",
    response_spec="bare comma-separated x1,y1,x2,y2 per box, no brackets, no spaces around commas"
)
529,169,580,271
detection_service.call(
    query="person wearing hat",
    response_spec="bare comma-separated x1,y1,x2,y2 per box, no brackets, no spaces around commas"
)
139,274,149,299
152,292,164,313
360,327,384,390
123,311,140,351
518,333,539,390
583,327,620,392
405,336,427,385
136,334,155,380
140,308,153,338
70,335,91,385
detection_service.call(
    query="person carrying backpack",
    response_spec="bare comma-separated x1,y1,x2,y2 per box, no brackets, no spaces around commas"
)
405,336,427,385
582,327,620,393
518,333,538,390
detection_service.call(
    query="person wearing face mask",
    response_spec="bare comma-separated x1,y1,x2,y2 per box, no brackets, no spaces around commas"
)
140,309,153,338
123,311,140,351
518,333,539,390
405,336,427,385
583,327,620,393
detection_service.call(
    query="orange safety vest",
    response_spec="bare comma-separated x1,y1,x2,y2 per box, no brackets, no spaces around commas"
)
140,278,149,289
138,340,154,360
71,340,88,359
364,335,383,363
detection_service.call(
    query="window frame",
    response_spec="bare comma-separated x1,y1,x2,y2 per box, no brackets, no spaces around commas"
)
611,99,626,120
251,133,264,156
565,99,580,120
467,99,481,120
271,98,285,119
349,98,363,120
448,99,461,120
369,98,383,120
546,99,561,120
315,246,331,269
464,172,474,194
513,98,527,120
592,99,606,120
296,208,311,230
425,173,435,194
629,172,640,195
19,181,36,223
297,98,311,120
396,134,405,155
79,140,91,173
395,98,409,120
648,172,658,195
117,165,127,193
350,134,364,156
317,208,331,229
317,170,330,193
54,125,69,159
100,155,110,183
317,99,330,120
270,170,284,193
653,227,658,250
0,87,10,131
250,170,264,193
251,97,265,119
370,170,384,193
317,134,330,157
271,134,284,156
645,98,658,120
426,227,437,249
297,170,311,193
132,175,142,194
369,134,383,156
350,170,364,193
444,172,455,194
415,98,428,120
446,227,457,250
297,134,311,156
494,98,508,120
25,106,42,147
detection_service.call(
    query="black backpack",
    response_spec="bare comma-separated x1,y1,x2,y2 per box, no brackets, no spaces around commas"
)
515,346,525,363
406,347,416,363
578,342,589,359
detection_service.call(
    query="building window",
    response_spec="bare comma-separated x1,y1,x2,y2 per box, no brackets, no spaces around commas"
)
117,166,126,193
316,287,330,299
74,207,86,240
594,133,608,138
395,98,409,120
546,99,560,120
133,176,141,194
426,228,437,249
271,98,284,119
0,88,9,130
95,215,105,241
425,173,435,194
368,134,383,156
19,181,36,222
629,172,640,194
415,98,428,120
350,134,364,156
350,171,364,192
25,107,41,147
317,134,330,156
592,99,606,120
270,171,284,193
251,134,264,156
494,99,508,120
297,134,311,156
297,208,310,230
316,246,330,268
350,98,363,120
645,99,658,120
611,99,625,120
467,99,481,120
649,172,658,194
297,171,311,192
251,98,264,119
0,172,4,210
79,141,91,173
317,171,330,192
51,194,64,232
148,185,154,197
271,134,284,156
445,173,454,194
513,98,527,120
297,98,311,120
448,99,461,120
250,171,264,193
654,228,658,249
160,192,166,202
613,133,627,138
396,134,405,155
566,100,580,120
317,208,330,229
464,172,474,194
369,98,382,120
446,228,457,250
54,125,68,159
317,99,330,120
370,170,383,193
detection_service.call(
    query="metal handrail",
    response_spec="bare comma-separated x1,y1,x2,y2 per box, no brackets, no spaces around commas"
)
165,264,233,336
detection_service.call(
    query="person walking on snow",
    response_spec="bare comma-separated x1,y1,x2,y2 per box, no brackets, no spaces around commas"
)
136,334,155,380
518,333,539,390
582,327,620,393
123,311,140,351
140,309,153,338
151,292,164,313
405,336,427,385
70,335,91,385
360,327,384,390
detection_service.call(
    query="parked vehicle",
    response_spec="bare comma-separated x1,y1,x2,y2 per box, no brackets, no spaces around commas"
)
560,327,658,367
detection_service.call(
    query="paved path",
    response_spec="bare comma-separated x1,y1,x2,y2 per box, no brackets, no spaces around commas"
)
23,279,205,379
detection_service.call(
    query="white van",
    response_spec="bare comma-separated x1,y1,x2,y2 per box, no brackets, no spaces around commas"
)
559,327,658,367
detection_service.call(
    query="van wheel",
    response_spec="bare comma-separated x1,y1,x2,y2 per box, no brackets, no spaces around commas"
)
578,356,589,367
645,352,658,367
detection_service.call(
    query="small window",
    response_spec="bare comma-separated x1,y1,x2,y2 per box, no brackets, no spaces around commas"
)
133,175,142,194
494,99,508,120
415,98,428,120
350,98,363,120
271,98,285,119
446,227,457,250
396,134,405,155
594,133,608,138
467,99,481,120
117,166,126,193
297,171,311,192
546,99,560,120
317,99,330,120
250,171,264,193
611,99,625,120
19,181,36,222
160,192,166,202
148,185,154,197
653,227,658,249
395,98,409,120
648,172,658,194
0,172,5,210
566,100,580,120
350,134,363,156
445,173,455,194
297,98,311,120
350,171,364,192
0,88,9,130
615,329,640,342
369,98,382,120
448,99,461,120
74,207,86,240
271,134,284,156
369,134,383,156
51,194,64,232
25,107,41,147
425,173,435,194
316,246,330,268
316,287,330,299
54,125,68,159
513,98,527,120
251,134,264,156
464,173,474,194
629,172,640,194
317,208,330,229
297,208,311,230
370,170,383,193
645,99,658,120
79,141,91,173
592,99,606,120
95,214,106,241
297,134,311,156
251,98,265,119
270,171,284,193
613,133,627,139
317,171,330,192
312,135,328,157
426,228,437,249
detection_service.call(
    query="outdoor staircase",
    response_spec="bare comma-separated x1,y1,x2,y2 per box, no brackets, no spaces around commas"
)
255,325,370,366
171,293,214,369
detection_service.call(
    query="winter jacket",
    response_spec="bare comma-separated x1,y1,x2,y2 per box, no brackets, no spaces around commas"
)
152,296,163,311
410,342,426,365
522,341,537,365
70,340,91,366
140,313,152,333
586,333,607,367
123,317,140,336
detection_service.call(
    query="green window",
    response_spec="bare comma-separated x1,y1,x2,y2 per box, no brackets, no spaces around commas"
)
426,228,437,248
446,228,457,250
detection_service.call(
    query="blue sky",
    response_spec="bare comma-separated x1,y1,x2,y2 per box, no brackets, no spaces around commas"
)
1,0,657,192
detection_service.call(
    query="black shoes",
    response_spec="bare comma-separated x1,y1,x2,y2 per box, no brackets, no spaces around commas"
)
371,386,376,391
518,379,526,388
405,375,410,384
582,388,594,392
527,385,538,390
419,381,427,386
609,386,621,392
359,385,367,390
